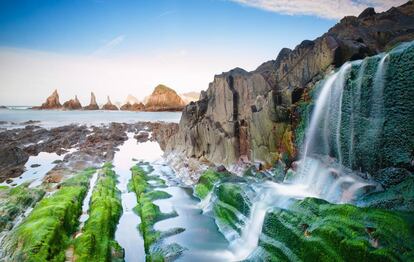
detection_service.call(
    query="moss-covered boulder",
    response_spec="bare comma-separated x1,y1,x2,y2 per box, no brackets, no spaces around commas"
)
250,197,414,261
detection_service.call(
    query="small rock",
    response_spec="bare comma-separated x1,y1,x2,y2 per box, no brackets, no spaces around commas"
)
30,164,41,168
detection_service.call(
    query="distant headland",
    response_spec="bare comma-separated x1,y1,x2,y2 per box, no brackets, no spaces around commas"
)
31,84,199,112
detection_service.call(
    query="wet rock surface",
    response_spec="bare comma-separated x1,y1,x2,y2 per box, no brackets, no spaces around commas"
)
0,121,177,183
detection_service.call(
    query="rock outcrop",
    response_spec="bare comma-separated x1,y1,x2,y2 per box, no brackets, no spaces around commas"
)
120,102,145,111
34,90,62,110
83,92,99,110
63,96,82,110
166,2,414,167
145,84,186,111
102,96,118,110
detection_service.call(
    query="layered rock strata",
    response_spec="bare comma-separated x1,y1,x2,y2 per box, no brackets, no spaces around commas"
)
166,2,414,167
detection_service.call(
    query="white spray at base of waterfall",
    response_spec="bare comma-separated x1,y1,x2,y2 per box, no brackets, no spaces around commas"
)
223,53,391,260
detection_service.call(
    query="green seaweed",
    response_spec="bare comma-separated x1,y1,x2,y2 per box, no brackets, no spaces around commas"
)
0,183,45,231
74,165,123,262
194,169,228,199
4,168,95,262
251,197,414,261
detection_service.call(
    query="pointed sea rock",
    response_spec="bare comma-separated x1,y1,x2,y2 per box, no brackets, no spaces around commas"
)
84,92,99,110
102,96,118,110
33,89,62,109
63,95,82,110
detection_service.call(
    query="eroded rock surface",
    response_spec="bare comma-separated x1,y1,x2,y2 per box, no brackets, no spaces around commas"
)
166,2,414,167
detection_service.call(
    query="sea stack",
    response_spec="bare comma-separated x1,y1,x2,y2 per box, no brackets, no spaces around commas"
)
34,89,62,109
63,95,82,110
102,96,118,110
120,102,145,111
145,84,186,111
84,92,99,110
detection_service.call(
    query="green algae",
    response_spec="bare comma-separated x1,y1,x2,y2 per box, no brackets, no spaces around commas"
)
129,165,182,260
0,183,45,231
73,164,122,262
3,168,95,262
253,197,414,262
194,169,228,199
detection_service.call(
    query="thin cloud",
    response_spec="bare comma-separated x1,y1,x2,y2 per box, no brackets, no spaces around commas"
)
92,35,125,56
155,10,177,19
229,0,407,19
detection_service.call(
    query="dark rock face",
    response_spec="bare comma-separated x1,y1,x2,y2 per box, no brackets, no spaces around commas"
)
166,2,414,167
102,96,118,110
0,146,29,182
63,96,82,110
145,84,186,111
84,92,99,110
33,90,62,110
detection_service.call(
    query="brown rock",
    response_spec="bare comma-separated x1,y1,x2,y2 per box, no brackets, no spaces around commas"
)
102,96,118,110
34,89,62,109
63,95,82,110
145,84,186,111
120,102,145,111
84,92,99,110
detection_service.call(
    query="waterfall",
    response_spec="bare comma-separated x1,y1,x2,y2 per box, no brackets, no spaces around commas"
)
226,50,395,260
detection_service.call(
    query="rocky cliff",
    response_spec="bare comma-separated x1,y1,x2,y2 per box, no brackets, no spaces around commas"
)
83,92,99,110
63,96,82,110
145,84,186,111
33,90,62,110
166,2,414,167
102,96,119,110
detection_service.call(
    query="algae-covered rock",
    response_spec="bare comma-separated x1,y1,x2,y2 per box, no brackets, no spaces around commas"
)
194,169,229,199
0,183,45,231
2,169,95,261
250,197,414,261
74,165,122,262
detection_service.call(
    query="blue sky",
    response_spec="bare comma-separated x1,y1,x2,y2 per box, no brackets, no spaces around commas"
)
0,0,404,105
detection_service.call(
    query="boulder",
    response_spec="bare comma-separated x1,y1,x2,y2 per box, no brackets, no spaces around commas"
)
144,84,186,111
83,92,99,110
63,95,82,110
102,96,118,110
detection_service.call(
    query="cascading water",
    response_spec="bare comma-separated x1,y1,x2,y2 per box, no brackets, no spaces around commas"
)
225,51,394,260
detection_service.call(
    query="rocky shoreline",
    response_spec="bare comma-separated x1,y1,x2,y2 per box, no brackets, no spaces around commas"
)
0,121,178,185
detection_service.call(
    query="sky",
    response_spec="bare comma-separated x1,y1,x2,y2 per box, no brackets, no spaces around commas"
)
0,0,406,106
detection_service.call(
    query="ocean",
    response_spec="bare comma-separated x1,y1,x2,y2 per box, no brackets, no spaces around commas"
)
0,108,182,129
